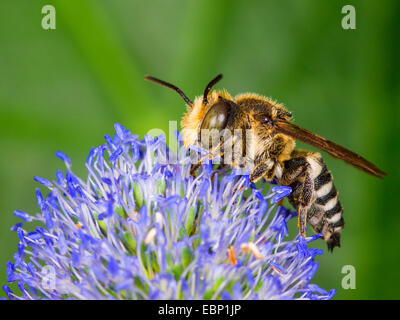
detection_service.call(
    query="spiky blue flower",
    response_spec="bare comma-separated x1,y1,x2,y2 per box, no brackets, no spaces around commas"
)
3,123,335,300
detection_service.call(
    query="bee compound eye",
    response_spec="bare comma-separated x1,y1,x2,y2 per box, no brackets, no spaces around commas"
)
200,100,230,131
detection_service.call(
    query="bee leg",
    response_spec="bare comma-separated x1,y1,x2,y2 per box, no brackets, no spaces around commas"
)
190,140,227,178
232,159,277,206
281,156,313,238
249,159,277,183
297,171,314,237
211,163,226,179
190,148,225,179
190,158,224,178
190,163,202,178
230,159,268,198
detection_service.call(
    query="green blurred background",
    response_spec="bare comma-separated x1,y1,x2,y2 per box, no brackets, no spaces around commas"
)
0,0,399,299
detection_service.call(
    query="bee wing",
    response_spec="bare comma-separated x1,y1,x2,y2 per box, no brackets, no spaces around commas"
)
274,121,387,178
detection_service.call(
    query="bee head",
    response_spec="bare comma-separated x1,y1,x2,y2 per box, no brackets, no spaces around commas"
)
178,74,235,147
145,73,235,147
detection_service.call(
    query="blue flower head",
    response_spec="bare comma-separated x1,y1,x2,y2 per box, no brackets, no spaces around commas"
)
3,123,335,300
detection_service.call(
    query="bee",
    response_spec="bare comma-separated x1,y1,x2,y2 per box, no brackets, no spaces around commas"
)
144,74,387,251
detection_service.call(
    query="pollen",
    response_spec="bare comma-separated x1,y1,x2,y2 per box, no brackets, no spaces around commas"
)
144,228,157,244
270,264,283,275
256,236,268,246
228,246,237,265
240,242,263,260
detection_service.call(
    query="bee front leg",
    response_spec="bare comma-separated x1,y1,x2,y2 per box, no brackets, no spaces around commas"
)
190,157,225,178
190,163,202,178
190,141,225,178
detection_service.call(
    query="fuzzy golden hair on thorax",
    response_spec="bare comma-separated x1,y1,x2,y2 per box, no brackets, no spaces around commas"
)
234,93,292,121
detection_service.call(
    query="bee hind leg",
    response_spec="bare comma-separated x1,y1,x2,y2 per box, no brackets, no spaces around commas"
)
296,173,313,237
281,155,313,238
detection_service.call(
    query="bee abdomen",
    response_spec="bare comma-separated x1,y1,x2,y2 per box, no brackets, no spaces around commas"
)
310,164,344,251
282,151,345,251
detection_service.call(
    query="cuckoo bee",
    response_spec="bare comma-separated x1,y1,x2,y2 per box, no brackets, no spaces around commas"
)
144,74,387,251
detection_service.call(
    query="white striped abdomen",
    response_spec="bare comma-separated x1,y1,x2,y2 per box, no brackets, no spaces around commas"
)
283,152,344,251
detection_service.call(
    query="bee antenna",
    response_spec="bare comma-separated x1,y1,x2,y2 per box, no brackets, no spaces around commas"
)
144,75,193,106
203,74,223,105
